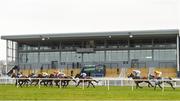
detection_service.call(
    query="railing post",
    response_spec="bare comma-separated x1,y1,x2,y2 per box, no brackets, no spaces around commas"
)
82,79,84,90
131,79,133,91
38,78,41,89
16,78,19,88
107,80,109,90
60,79,61,88
162,79,164,92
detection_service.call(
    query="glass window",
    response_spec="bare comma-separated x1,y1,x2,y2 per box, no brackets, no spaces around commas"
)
130,50,152,61
106,50,128,62
83,51,104,62
154,49,176,61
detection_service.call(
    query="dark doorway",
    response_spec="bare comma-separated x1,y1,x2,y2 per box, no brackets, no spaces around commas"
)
52,61,58,69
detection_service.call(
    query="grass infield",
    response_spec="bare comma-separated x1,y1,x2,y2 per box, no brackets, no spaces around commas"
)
0,84,180,100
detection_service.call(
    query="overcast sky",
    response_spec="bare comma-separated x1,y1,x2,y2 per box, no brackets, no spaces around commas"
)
0,0,179,60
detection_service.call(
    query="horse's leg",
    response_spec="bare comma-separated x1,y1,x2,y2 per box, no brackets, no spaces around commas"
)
25,80,28,87
63,81,66,88
146,81,154,87
136,82,142,89
166,81,175,90
90,81,95,88
87,81,90,88
15,79,17,86
34,80,38,86
65,81,69,87
18,80,23,87
50,80,53,87
157,82,162,89
136,82,138,89
154,84,157,90
76,81,81,87
44,80,48,87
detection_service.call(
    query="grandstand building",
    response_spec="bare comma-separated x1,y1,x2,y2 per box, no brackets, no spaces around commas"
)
1,29,180,77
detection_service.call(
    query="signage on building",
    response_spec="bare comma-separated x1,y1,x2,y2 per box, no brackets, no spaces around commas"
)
76,48,94,53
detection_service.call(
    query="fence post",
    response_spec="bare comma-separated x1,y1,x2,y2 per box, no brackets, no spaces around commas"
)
131,79,133,91
82,79,84,90
60,79,61,88
38,78,41,89
108,80,109,91
162,79,164,92
121,79,123,86
16,78,19,88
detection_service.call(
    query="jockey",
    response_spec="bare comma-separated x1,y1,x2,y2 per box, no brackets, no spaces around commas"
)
80,72,87,79
31,73,37,78
42,72,49,77
17,72,23,78
58,71,66,78
132,70,141,77
54,71,65,78
154,70,162,79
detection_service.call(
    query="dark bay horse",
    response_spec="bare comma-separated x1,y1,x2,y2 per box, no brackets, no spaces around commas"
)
11,73,30,87
28,73,50,86
51,74,76,88
74,74,98,88
128,73,154,89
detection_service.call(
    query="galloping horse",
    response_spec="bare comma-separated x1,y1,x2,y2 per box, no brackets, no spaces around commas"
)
7,65,29,87
11,73,30,87
52,74,76,88
74,74,98,88
148,74,175,90
28,73,49,86
128,73,154,89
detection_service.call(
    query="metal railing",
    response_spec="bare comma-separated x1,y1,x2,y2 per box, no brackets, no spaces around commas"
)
0,77,179,92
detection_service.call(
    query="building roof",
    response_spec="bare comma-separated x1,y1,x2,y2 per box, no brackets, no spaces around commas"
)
1,29,179,42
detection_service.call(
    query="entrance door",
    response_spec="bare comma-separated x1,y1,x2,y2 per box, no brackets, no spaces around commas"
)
52,61,58,69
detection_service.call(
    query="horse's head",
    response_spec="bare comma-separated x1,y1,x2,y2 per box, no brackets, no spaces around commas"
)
11,73,17,78
37,74,43,78
49,74,55,78
148,74,155,79
128,73,134,78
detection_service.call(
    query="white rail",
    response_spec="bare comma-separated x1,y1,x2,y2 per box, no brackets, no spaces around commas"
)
0,77,180,92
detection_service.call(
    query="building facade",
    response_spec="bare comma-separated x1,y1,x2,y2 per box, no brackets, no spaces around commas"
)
1,29,180,76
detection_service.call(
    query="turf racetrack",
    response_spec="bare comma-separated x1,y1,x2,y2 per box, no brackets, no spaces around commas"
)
0,85,180,100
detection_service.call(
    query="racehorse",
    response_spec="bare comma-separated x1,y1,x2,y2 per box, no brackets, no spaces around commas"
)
148,74,175,90
11,73,30,87
128,73,154,89
7,65,29,87
51,74,76,88
74,74,98,88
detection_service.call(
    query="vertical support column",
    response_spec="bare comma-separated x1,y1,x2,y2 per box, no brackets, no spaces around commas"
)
152,39,154,61
128,38,130,66
104,39,107,62
59,42,61,69
81,53,83,63
38,42,40,67
6,40,8,76
176,34,180,77
16,42,19,65
12,41,13,61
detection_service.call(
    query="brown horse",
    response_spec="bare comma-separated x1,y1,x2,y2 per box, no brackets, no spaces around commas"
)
11,73,30,87
74,74,98,88
128,73,154,89
51,74,76,87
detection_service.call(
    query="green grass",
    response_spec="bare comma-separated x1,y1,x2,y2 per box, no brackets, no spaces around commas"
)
0,84,180,100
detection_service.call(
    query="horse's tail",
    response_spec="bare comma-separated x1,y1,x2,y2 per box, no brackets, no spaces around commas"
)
93,79,99,83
